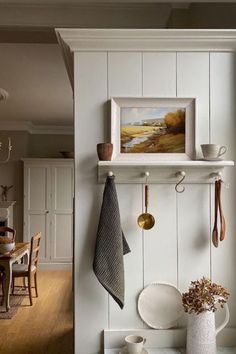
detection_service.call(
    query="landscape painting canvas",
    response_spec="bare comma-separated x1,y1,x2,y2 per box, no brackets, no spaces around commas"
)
120,107,186,153
111,97,195,161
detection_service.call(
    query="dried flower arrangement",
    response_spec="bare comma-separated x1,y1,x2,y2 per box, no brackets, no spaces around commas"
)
182,277,230,314
0,236,14,244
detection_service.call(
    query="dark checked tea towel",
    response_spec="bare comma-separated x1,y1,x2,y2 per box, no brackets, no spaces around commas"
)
93,175,131,309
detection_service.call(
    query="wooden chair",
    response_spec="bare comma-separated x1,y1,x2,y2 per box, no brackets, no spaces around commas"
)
0,227,15,303
0,272,5,305
0,227,16,242
12,232,41,306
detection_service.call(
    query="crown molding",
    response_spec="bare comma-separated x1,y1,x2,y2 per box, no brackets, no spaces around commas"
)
56,29,236,92
0,121,74,135
56,28,236,52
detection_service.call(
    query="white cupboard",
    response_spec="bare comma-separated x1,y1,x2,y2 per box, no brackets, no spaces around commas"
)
23,159,74,267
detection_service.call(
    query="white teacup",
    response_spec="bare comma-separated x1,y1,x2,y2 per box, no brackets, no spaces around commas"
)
125,335,146,354
201,144,227,160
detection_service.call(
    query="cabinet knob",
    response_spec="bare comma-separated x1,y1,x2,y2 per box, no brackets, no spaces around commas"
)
46,211,49,214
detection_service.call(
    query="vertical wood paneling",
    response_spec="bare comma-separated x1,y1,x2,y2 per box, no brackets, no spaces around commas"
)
143,52,176,97
74,47,236,354
210,52,236,326
143,53,178,290
108,52,142,97
177,53,210,158
74,52,108,354
144,184,177,286
109,184,143,328
177,186,211,292
177,53,211,293
108,52,143,328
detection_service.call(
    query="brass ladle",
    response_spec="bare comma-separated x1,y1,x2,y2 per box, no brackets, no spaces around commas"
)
137,183,155,230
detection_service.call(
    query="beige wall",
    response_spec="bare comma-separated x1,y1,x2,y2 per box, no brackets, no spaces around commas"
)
169,4,236,29
0,130,74,241
29,134,73,158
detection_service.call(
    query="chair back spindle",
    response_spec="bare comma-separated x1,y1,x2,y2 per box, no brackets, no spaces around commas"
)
29,232,41,271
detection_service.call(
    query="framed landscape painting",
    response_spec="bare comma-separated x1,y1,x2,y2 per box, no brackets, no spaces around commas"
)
111,97,195,161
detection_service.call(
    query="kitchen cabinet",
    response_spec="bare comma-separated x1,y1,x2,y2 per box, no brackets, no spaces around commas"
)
23,159,74,267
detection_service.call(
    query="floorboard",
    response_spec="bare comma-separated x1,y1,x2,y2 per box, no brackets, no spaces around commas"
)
0,270,73,354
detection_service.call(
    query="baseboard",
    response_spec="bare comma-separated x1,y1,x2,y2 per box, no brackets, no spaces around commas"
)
104,328,236,349
38,263,72,270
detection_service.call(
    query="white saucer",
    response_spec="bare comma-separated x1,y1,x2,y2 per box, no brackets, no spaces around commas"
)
119,346,148,354
202,157,223,161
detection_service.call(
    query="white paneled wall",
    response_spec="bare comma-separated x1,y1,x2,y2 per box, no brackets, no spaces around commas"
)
109,184,143,329
210,53,236,327
176,53,211,292
74,53,109,352
108,52,143,330
74,50,236,353
143,52,176,97
144,185,177,287
177,52,210,158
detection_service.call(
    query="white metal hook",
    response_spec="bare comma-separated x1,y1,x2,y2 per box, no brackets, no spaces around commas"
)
108,171,114,177
175,171,186,193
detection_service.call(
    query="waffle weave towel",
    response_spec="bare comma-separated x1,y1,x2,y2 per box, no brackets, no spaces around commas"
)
93,175,130,309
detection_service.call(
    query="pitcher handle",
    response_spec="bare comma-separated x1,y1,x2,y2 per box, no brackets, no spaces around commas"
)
216,303,230,336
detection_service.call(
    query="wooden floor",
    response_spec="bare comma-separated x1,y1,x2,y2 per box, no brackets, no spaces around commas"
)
0,270,73,354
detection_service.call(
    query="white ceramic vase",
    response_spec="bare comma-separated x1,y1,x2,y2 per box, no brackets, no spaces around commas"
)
186,304,230,354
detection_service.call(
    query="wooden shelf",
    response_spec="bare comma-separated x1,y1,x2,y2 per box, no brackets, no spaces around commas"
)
98,160,234,184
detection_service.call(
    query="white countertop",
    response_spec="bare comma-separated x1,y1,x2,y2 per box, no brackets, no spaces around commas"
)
105,348,236,354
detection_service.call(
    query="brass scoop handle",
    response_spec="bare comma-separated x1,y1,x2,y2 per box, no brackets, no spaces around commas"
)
145,184,148,213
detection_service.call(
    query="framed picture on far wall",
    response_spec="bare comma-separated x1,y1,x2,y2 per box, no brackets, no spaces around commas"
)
111,97,196,161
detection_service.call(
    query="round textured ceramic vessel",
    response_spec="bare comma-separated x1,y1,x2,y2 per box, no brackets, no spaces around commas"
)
138,282,184,329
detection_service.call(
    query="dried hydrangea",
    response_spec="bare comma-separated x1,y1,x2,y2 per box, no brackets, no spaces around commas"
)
182,277,229,314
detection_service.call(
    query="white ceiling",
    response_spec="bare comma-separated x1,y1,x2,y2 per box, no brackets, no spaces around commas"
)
0,43,73,126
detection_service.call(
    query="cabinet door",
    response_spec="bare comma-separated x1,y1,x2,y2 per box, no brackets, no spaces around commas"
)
24,165,51,262
51,164,74,262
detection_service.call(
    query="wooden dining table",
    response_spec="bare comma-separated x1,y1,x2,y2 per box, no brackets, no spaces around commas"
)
0,242,30,312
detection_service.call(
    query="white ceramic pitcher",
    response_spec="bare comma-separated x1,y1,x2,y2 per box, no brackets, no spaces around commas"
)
186,303,230,354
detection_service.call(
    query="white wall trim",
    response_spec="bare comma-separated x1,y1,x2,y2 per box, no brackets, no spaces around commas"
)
104,328,236,349
56,29,236,94
56,29,236,53
0,121,74,135
22,158,74,163
38,263,72,271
